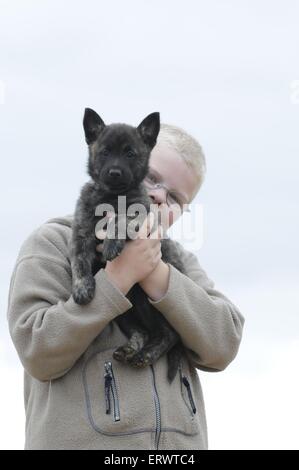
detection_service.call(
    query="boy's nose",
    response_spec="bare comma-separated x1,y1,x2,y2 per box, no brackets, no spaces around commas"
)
148,188,167,205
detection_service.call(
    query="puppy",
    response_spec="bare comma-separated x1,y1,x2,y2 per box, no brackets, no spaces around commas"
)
70,108,186,382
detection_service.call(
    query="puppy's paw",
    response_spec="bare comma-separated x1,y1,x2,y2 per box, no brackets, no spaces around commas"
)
113,344,138,363
130,350,153,368
102,239,125,261
72,276,96,305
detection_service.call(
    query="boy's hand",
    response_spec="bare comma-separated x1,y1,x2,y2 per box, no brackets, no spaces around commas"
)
96,213,163,295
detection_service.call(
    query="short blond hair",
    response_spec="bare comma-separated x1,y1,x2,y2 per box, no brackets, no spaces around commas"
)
157,123,206,200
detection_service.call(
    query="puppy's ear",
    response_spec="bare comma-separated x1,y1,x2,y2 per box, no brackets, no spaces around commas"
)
137,112,160,148
83,108,105,145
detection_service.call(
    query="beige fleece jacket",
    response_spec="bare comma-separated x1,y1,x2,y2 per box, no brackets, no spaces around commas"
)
6,214,244,450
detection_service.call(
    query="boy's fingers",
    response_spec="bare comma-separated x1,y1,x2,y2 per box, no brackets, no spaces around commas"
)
96,228,108,240
150,224,163,240
137,213,155,239
96,243,104,253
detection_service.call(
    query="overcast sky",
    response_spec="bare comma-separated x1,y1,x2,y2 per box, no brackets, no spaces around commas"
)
0,0,298,449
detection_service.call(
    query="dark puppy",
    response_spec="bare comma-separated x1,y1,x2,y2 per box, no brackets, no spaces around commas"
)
70,108,186,382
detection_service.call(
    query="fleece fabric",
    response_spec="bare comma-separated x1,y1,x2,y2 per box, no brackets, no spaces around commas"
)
7,214,244,450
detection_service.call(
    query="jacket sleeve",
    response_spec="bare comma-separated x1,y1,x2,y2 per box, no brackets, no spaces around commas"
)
7,255,133,382
148,246,245,372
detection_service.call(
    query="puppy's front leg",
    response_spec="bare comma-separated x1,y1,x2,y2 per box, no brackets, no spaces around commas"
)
101,213,128,261
71,237,97,305
71,213,98,305
102,212,149,261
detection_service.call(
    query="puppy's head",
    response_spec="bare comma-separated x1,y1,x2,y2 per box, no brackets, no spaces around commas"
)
83,108,160,193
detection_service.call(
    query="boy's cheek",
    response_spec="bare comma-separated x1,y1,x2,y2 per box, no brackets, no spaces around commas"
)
159,205,182,231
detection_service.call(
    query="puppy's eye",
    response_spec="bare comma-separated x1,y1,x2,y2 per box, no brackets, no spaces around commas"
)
101,148,109,157
126,150,135,158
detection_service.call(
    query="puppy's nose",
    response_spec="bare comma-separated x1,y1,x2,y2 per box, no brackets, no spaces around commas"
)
108,168,122,178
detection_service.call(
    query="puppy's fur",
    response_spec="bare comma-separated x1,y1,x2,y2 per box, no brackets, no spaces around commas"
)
70,108,186,382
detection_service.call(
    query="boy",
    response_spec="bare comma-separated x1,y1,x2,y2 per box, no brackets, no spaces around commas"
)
7,123,244,450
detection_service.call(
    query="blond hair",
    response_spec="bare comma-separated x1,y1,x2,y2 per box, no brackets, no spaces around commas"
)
157,123,206,200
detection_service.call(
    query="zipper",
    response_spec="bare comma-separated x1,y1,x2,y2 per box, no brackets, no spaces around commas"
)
179,362,196,415
150,365,161,450
104,361,120,422
181,375,196,414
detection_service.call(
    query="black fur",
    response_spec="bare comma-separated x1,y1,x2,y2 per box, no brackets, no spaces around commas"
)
70,108,187,382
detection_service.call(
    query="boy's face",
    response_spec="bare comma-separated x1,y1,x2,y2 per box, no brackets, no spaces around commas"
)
147,142,198,229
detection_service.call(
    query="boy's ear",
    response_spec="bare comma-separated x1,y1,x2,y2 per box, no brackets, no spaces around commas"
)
137,112,160,148
83,108,105,145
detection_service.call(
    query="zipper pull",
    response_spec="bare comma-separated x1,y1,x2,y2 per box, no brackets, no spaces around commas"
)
104,364,112,414
104,361,120,422
182,375,197,414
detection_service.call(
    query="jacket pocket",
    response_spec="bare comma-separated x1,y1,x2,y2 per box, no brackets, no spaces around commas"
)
82,347,157,435
152,354,200,436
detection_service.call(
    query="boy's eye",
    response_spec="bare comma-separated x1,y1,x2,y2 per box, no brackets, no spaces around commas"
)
147,172,158,183
168,192,182,206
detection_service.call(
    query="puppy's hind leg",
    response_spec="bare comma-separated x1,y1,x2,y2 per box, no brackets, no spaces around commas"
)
113,328,149,364
129,325,179,369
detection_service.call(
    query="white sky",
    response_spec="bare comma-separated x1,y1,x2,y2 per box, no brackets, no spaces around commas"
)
0,0,298,449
